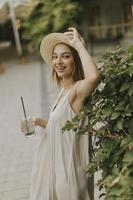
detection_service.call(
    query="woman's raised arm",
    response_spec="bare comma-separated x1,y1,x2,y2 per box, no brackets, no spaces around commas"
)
64,27,100,99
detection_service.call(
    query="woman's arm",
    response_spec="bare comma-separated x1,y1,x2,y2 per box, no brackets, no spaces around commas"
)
64,27,100,99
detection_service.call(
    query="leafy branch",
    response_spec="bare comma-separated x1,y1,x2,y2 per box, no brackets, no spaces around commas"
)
62,45,133,199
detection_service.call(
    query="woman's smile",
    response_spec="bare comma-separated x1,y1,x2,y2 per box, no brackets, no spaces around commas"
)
55,66,66,72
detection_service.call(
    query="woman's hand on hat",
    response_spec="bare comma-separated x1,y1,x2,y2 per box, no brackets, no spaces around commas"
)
64,27,85,51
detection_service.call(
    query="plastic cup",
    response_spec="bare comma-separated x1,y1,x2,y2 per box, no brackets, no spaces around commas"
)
21,116,35,137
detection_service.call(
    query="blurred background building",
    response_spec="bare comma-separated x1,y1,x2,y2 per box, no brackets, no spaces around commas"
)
80,0,133,54
0,0,132,58
83,0,132,40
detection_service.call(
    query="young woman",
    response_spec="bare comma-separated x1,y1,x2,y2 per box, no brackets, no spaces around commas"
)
29,27,100,200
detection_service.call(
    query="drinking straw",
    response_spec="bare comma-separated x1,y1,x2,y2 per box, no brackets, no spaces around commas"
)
21,96,27,120
21,96,30,135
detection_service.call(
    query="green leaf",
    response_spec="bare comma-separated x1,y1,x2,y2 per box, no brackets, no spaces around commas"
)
128,85,133,96
123,152,133,163
120,83,130,92
110,112,120,120
115,119,123,130
126,119,133,134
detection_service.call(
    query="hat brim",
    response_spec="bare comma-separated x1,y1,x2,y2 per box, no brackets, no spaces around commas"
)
40,33,74,66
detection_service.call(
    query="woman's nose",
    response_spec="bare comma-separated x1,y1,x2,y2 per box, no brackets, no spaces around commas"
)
56,57,63,64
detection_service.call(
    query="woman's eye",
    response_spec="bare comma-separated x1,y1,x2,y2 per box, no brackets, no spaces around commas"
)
63,55,70,59
52,54,70,60
52,56,57,59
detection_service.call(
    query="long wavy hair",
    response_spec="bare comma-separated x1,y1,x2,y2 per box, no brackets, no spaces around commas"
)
52,43,85,85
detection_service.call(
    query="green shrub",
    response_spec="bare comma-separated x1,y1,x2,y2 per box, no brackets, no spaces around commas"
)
62,45,133,199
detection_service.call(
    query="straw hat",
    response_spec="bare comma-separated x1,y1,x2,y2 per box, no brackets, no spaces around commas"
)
40,32,75,66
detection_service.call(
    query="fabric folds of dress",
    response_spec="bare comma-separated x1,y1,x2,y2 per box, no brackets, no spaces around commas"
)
29,88,90,200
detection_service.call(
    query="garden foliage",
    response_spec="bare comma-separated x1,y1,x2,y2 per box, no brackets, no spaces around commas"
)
62,46,133,200
22,0,80,52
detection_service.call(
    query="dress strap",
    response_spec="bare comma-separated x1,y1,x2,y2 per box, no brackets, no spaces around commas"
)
63,86,74,99
51,86,74,113
51,88,64,112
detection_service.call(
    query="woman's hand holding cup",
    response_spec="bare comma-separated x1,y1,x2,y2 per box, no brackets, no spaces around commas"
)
32,118,48,129
21,117,48,137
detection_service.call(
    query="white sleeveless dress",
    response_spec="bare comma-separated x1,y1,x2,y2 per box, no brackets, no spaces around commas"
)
29,88,90,200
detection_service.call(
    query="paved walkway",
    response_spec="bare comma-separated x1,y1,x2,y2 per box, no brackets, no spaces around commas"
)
0,59,43,200
0,57,102,200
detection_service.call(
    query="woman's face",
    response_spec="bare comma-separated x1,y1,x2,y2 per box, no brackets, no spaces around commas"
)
52,43,75,78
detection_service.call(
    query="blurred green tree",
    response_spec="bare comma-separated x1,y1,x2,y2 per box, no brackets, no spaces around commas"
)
22,0,80,52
